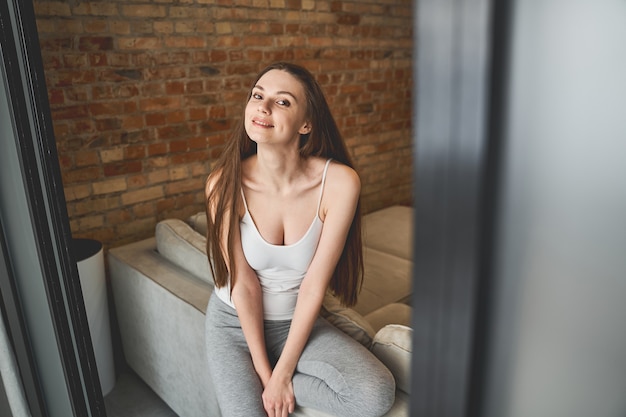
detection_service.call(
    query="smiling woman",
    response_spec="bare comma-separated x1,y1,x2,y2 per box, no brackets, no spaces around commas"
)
202,63,395,417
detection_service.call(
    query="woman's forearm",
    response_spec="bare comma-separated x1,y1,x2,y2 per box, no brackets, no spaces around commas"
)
232,277,273,386
271,279,326,380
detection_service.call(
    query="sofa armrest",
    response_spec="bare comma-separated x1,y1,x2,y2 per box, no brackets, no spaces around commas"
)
371,324,412,395
109,237,212,313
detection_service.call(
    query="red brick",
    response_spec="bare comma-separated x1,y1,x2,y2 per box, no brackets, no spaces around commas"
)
156,198,176,212
88,53,108,67
95,118,122,131
144,67,186,81
121,115,144,130
63,167,101,184
208,106,226,119
200,119,231,133
127,174,148,189
157,124,193,140
78,36,114,51
189,136,209,150
171,150,208,164
52,105,89,120
75,150,99,167
210,50,228,62
89,102,137,117
132,201,155,218
148,143,168,156
169,139,188,153
139,97,181,111
330,1,343,12
189,108,207,120
118,37,160,50
58,154,73,169
106,53,131,67
166,111,186,124
103,161,142,177
146,113,167,126
243,37,273,47
35,2,71,17
121,5,166,18
285,0,302,9
48,89,65,105
166,81,185,95
186,81,204,94
124,145,146,160
55,70,97,87
337,14,361,25
107,209,132,225
83,19,108,33
367,82,388,91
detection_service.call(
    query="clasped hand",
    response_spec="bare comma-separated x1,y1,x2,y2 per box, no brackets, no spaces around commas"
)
262,373,295,417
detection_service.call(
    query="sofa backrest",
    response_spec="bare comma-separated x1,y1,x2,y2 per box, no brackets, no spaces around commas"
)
155,218,214,287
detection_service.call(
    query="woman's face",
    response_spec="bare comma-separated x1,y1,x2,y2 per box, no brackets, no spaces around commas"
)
244,69,311,147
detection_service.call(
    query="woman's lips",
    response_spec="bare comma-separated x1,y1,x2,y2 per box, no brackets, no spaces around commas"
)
252,118,274,128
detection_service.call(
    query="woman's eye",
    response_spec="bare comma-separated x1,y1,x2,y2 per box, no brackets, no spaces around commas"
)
277,99,291,107
252,93,262,100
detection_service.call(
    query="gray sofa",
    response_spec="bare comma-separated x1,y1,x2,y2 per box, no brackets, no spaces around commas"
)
108,205,413,417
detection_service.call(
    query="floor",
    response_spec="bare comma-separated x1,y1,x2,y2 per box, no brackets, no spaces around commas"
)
104,370,178,417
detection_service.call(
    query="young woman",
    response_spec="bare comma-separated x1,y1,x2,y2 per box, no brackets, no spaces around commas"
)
204,62,395,417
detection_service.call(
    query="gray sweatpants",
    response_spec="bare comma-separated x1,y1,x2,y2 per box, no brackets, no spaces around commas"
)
205,292,396,417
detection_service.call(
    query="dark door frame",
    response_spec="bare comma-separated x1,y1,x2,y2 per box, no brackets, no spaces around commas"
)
0,0,105,416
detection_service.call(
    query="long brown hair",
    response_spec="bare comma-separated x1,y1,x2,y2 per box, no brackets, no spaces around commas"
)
205,62,363,306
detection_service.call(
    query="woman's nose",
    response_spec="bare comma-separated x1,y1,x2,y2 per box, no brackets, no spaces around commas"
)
258,101,270,114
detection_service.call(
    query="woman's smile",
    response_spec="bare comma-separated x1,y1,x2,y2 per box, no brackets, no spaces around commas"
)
252,118,274,128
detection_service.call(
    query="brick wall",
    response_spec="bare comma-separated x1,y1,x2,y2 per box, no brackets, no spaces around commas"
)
34,0,414,249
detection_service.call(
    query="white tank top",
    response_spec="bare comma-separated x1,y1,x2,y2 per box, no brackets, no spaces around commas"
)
215,159,331,320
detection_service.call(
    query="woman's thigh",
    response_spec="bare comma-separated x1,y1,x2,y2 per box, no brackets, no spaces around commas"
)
272,318,396,417
205,293,266,417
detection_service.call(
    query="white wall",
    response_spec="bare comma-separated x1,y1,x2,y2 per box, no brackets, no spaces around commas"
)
483,2,626,417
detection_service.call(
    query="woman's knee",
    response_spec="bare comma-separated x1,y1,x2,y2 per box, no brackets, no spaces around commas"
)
351,367,396,417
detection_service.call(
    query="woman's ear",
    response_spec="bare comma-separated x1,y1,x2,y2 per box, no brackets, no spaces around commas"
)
299,122,312,135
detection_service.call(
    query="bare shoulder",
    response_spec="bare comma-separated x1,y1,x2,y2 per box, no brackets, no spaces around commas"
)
320,161,360,220
326,161,360,194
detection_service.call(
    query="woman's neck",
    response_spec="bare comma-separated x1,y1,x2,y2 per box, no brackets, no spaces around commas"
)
253,146,307,192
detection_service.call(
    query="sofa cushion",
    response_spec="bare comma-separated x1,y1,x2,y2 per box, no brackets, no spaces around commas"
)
320,292,376,348
155,219,213,286
364,303,412,333
354,247,413,317
187,211,208,237
371,324,412,394
363,205,413,261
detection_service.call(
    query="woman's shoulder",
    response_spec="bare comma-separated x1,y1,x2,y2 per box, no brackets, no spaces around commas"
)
326,159,360,187
318,159,360,221
323,159,360,204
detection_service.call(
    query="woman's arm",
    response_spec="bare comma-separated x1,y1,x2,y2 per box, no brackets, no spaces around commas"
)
205,174,273,388
230,228,273,387
262,164,361,415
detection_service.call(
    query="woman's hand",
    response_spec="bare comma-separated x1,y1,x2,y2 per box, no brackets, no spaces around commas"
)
262,372,295,417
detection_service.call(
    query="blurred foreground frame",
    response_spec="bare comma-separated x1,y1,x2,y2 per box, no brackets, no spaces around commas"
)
0,0,106,416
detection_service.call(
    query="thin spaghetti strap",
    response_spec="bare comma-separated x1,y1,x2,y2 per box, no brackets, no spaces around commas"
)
316,159,332,215
240,188,250,213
